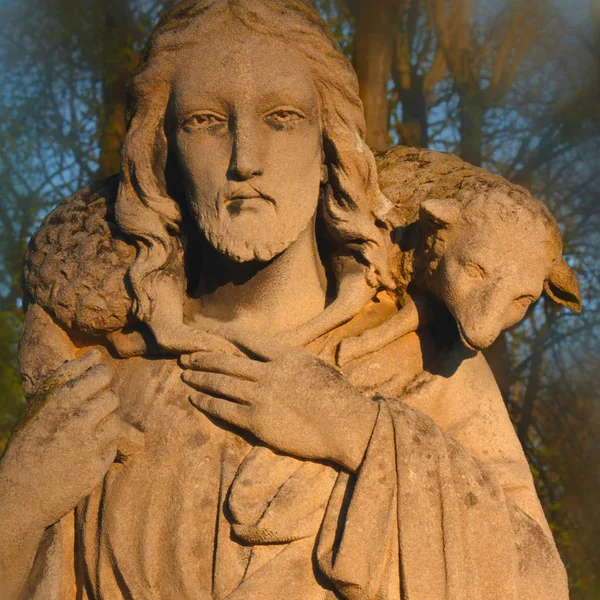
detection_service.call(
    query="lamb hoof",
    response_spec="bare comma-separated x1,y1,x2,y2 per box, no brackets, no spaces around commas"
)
336,337,362,367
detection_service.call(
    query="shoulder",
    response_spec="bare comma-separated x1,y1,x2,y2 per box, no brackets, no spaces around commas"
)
392,348,553,535
433,351,526,463
380,347,526,468
427,351,552,533
23,175,136,337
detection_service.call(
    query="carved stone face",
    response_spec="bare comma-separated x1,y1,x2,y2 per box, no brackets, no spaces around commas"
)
424,195,556,350
170,25,324,263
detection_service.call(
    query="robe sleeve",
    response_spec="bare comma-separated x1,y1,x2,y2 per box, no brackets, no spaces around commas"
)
17,512,78,600
316,354,569,600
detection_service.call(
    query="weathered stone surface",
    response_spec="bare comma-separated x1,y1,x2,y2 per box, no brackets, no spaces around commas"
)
0,2,577,599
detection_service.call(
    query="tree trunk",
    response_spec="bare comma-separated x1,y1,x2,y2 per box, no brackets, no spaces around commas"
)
594,0,600,76
516,306,556,446
458,89,484,166
354,0,397,151
517,345,543,447
97,0,137,179
399,69,429,148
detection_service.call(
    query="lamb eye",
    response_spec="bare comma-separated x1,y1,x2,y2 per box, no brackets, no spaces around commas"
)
514,295,535,310
463,262,485,280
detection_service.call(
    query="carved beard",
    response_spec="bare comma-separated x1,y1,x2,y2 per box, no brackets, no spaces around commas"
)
197,198,317,263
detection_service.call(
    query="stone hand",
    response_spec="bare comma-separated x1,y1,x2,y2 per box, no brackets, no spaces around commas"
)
0,349,143,534
180,330,379,472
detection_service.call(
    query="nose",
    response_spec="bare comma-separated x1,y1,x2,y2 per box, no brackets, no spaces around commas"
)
228,120,263,181
452,288,506,351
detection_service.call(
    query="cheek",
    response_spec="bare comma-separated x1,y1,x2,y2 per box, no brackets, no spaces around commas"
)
503,303,528,329
438,257,466,304
256,126,323,227
175,134,230,200
265,125,322,188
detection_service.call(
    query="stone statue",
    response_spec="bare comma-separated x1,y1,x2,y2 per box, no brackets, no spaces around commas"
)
338,147,582,365
0,2,581,599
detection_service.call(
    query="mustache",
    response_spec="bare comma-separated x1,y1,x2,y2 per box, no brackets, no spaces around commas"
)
220,183,276,206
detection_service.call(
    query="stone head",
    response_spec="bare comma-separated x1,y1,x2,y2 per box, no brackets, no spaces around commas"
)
114,0,392,323
420,191,582,351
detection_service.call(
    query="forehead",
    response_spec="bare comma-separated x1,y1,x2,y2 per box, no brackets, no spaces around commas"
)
171,24,319,115
459,210,556,280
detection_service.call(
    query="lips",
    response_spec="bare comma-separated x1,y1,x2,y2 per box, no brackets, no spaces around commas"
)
457,322,481,351
225,188,275,206
455,319,498,351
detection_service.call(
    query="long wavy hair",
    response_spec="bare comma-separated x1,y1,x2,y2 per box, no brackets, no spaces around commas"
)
116,0,393,322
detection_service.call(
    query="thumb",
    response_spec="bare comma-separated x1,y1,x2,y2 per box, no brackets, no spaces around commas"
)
180,331,246,358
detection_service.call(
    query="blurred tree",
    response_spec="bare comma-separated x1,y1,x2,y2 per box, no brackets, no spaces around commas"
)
0,0,173,452
318,1,599,595
97,0,138,177
353,0,399,150
428,0,548,167
0,0,598,596
389,0,446,148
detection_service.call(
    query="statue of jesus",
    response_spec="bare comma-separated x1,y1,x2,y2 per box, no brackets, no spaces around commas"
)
0,1,570,598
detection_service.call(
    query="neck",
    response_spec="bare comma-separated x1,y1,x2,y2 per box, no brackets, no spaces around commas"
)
189,219,328,334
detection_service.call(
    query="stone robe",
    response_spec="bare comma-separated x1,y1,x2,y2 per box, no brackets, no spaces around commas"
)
25,298,568,600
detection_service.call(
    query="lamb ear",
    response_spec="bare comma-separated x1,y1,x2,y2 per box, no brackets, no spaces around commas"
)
544,259,582,314
420,198,460,228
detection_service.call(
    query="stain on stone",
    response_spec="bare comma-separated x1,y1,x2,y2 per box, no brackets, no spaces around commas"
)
465,491,479,507
188,432,208,449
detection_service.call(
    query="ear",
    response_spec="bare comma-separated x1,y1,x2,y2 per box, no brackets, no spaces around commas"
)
420,198,460,228
544,259,582,314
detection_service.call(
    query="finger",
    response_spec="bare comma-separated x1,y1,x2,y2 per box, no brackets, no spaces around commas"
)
96,412,144,450
182,371,259,405
52,349,105,387
179,353,266,381
95,416,144,458
22,362,113,430
108,330,147,358
72,391,119,423
95,411,122,441
57,365,114,410
185,332,246,357
218,327,294,362
189,392,251,430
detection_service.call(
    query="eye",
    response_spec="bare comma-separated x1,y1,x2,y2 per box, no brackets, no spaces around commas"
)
514,295,536,311
181,112,227,132
463,261,485,280
264,108,305,129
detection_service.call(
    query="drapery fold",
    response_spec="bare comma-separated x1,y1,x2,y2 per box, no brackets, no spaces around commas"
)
316,398,568,600
23,392,569,600
19,345,569,600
